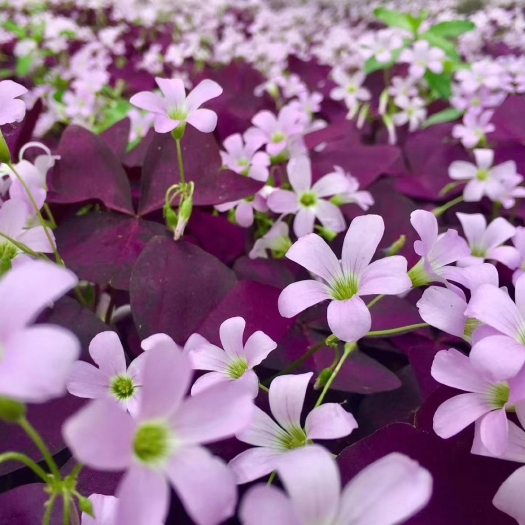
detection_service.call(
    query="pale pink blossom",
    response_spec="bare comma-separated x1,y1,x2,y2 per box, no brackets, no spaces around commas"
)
329,70,371,118
0,80,28,125
278,215,411,342
359,29,404,64
389,76,418,104
130,78,223,134
128,109,155,143
188,316,276,397
455,61,506,94
229,373,357,483
0,260,79,403
510,227,525,284
215,186,272,228
267,156,347,238
63,341,254,525
220,133,270,182
392,97,427,132
399,41,445,79
452,110,495,149
328,166,374,210
249,222,292,259
240,445,432,525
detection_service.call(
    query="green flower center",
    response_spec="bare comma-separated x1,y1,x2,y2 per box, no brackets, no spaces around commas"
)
168,106,188,121
0,242,18,261
463,318,482,339
330,273,360,301
300,192,317,208
488,382,510,410
133,422,172,465
407,259,431,288
110,375,136,400
237,157,250,168
228,358,249,380
471,245,487,258
271,236,292,259
477,169,489,181
271,131,286,143
347,85,357,94
279,426,308,450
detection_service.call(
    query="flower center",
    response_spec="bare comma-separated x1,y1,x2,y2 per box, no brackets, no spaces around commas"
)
477,169,489,181
330,273,360,301
279,426,308,450
227,358,249,380
168,106,188,121
110,375,136,401
487,382,510,410
133,422,172,466
347,85,357,94
236,157,250,168
271,236,292,259
271,131,286,143
0,242,18,261
407,259,432,288
470,245,487,258
463,318,482,339
300,192,317,208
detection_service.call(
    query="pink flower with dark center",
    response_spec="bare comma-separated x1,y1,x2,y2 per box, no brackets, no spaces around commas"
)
278,214,411,342
130,77,223,134
240,445,432,525
63,341,254,525
267,156,347,238
229,373,357,484
0,80,28,125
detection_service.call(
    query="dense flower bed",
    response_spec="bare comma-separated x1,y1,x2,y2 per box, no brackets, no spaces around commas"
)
1,0,525,524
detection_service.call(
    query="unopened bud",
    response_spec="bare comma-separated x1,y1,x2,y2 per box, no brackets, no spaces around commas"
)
385,235,406,256
78,496,94,517
315,226,338,242
325,334,339,348
0,131,11,164
163,205,178,232
314,368,333,390
0,396,26,423
173,197,193,240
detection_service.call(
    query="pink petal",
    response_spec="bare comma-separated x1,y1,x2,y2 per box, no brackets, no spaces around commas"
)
463,179,485,202
515,274,525,317
466,284,523,339
116,466,169,525
493,465,525,524
0,99,26,125
359,256,411,296
433,393,490,439
66,361,110,399
229,447,283,484
0,79,28,100
341,215,384,278
141,333,182,353
462,262,499,290
336,453,432,525
327,296,371,342
186,79,223,110
431,349,488,393
285,233,341,283
448,160,478,180
188,343,230,372
170,382,254,445
186,108,218,133
311,173,349,197
293,208,316,238
480,409,509,457
287,156,312,194
490,246,521,268
240,485,302,525
428,230,470,269
278,280,331,318
223,133,244,157
235,202,254,227
88,331,126,376
155,77,186,106
305,404,357,440
166,446,236,525
252,111,278,134
315,200,346,233
0,198,27,237
17,226,54,253
183,333,210,353
236,406,287,448
219,317,246,360
0,260,77,339
82,494,117,525
129,91,166,114
0,325,80,403
244,331,277,367
62,399,135,470
153,114,179,133
456,212,486,248
472,420,525,462
190,372,229,395
269,373,312,433
276,446,340,525
411,210,438,255
267,189,299,214
138,345,193,421
484,217,516,250
417,288,467,338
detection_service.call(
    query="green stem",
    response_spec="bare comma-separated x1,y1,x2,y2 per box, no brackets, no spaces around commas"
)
43,493,58,525
492,201,502,220
68,463,83,481
0,231,51,260
175,138,185,185
43,203,57,229
19,417,61,481
7,162,64,266
267,471,276,485
70,500,80,525
63,494,71,525
365,323,429,338
367,294,385,309
315,342,357,407
0,452,49,482
259,383,269,393
432,196,464,217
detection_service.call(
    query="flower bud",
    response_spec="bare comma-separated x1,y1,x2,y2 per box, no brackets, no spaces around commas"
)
0,396,26,423
0,131,11,164
314,368,333,390
173,197,193,240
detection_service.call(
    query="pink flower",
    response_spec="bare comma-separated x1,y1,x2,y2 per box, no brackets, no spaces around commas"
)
456,213,519,268
392,96,427,132
399,41,445,79
188,316,276,397
329,70,371,118
449,149,521,203
267,156,347,238
328,166,374,211
408,210,471,288
465,275,525,381
249,222,292,259
389,76,418,103
244,105,305,158
452,110,495,149
229,373,357,484
63,341,254,525
510,227,525,284
278,214,411,342
359,29,404,64
67,331,151,416
456,61,506,94
215,186,272,228
128,109,155,143
0,260,79,403
239,445,432,525
130,77,223,134
432,348,524,456
220,133,270,182
0,80,28,125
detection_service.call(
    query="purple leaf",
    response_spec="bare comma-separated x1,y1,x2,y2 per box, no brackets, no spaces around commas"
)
489,96,525,143
3,99,43,160
233,256,297,289
47,125,134,215
123,128,155,168
99,118,131,161
369,295,427,332
130,236,237,345
55,211,167,291
138,127,262,215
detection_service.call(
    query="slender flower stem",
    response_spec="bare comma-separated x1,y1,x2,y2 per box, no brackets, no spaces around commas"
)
175,138,186,185
258,383,269,393
367,294,385,309
43,493,58,525
267,471,276,485
43,203,57,229
7,162,64,266
492,201,502,220
70,501,80,525
315,342,357,408
69,463,83,480
0,452,49,482
0,231,51,260
63,494,71,525
432,196,464,217
19,417,61,481
365,323,429,338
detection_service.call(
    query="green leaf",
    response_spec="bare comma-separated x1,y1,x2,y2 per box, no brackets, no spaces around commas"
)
429,20,475,38
16,55,33,77
93,100,132,134
373,8,413,32
424,71,453,100
2,20,26,39
422,108,463,128
419,31,460,61
364,47,404,74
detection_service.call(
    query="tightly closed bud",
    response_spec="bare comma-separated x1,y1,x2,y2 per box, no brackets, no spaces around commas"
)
173,197,193,240
78,496,94,517
0,396,26,423
314,368,333,390
163,204,178,232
